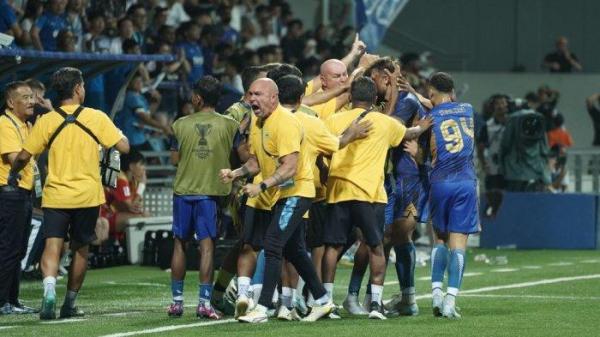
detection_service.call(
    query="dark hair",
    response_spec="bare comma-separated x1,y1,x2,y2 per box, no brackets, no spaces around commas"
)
51,67,83,102
242,66,264,93
25,78,45,91
193,76,222,107
350,77,377,104
122,38,139,53
88,11,105,23
287,19,303,29
428,72,454,94
553,113,564,128
267,63,303,82
275,75,305,105
4,81,30,101
127,4,145,17
121,149,145,171
364,57,395,77
400,52,419,67
117,17,132,29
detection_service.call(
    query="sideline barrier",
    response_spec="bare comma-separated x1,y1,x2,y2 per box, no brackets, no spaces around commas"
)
480,192,599,249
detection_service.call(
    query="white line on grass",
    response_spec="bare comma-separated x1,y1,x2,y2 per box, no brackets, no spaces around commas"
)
99,319,236,337
522,265,542,269
580,259,600,264
0,326,18,330
547,262,574,266
104,281,165,287
491,268,519,273
102,311,143,317
40,318,87,324
461,294,600,301
414,272,483,282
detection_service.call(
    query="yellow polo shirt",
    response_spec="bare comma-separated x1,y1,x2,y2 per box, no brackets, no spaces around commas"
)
248,104,314,200
0,110,35,190
325,108,406,204
23,105,124,208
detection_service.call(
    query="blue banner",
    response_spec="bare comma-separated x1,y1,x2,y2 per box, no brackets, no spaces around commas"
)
355,0,409,52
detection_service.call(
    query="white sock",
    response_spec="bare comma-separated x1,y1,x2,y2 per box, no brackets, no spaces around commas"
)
447,287,459,297
291,289,297,305
272,288,279,305
252,284,262,304
307,292,315,306
281,287,293,308
370,284,383,305
432,281,443,292
401,286,416,303
43,276,56,297
315,293,330,305
323,283,334,299
237,277,251,298
296,277,305,294
432,287,444,297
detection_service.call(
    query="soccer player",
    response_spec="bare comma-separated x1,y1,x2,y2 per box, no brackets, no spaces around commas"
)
9,67,129,320
220,78,334,323
426,72,479,319
168,76,239,319
321,76,430,320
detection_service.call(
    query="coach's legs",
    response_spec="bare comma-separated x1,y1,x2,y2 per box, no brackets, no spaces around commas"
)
237,244,257,298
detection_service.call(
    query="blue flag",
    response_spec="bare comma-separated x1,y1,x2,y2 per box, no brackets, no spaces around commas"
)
355,0,410,52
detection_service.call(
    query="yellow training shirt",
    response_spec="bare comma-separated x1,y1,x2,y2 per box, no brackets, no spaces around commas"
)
248,104,314,200
0,111,36,190
23,105,124,208
325,108,406,203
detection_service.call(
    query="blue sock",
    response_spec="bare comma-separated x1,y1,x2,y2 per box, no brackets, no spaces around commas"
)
447,249,466,294
347,269,364,296
394,242,416,291
171,279,184,303
199,283,213,303
251,250,265,285
431,244,448,288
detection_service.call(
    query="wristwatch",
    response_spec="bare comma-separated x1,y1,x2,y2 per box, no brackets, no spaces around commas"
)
260,182,268,192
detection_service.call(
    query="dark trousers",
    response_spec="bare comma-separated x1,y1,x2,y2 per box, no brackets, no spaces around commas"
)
0,188,32,305
258,197,326,308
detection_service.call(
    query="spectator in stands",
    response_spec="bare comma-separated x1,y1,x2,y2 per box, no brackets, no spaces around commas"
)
217,3,240,45
166,0,190,28
543,36,582,73
56,29,76,52
127,4,148,49
83,12,110,53
400,52,426,93
65,0,84,52
548,145,568,193
587,93,600,146
483,94,508,190
177,22,206,84
18,0,44,49
547,114,573,149
0,0,23,45
147,6,169,43
280,19,305,64
30,0,68,51
245,16,279,50
115,74,172,152
536,85,559,131
109,17,134,55
100,150,149,242
87,0,126,21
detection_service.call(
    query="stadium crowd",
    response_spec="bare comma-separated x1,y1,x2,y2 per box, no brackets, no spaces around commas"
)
0,0,591,326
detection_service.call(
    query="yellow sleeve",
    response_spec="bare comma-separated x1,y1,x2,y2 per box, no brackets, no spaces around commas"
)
389,117,407,148
22,117,48,156
96,112,125,148
277,116,301,157
0,121,22,155
305,79,315,96
313,118,339,155
324,114,341,136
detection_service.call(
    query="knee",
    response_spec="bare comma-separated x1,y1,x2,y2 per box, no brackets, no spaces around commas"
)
369,244,385,257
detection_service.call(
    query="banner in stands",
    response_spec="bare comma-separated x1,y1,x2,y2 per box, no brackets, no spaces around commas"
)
355,0,410,52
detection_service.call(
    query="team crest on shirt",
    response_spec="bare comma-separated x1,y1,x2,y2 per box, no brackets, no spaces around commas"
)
195,123,212,159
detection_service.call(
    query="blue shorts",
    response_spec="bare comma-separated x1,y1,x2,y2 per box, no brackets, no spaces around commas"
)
393,175,425,221
172,195,218,240
384,176,396,227
416,176,430,223
430,180,479,234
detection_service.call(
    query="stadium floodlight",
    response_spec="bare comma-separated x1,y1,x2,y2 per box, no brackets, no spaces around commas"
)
0,32,15,48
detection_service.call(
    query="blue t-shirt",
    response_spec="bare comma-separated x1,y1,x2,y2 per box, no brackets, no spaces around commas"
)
115,91,149,146
429,102,476,182
35,11,69,51
177,41,205,83
392,91,429,177
220,26,240,45
0,0,17,34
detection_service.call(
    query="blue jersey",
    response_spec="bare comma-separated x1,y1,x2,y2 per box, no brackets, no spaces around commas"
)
0,0,17,34
115,91,149,146
392,91,429,177
430,102,476,182
35,11,69,51
177,41,205,84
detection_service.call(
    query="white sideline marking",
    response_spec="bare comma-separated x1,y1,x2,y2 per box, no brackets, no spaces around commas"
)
104,281,165,287
103,311,143,317
413,274,600,301
103,274,600,337
99,319,236,337
40,318,87,324
461,294,600,301
522,265,542,269
0,326,18,330
491,268,519,273
414,272,483,282
547,262,573,266
580,259,600,264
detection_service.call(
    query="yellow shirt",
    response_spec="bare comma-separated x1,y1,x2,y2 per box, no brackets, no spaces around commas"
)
245,113,279,210
23,105,124,208
325,108,406,203
248,104,314,200
0,111,35,190
305,79,316,96
309,94,338,121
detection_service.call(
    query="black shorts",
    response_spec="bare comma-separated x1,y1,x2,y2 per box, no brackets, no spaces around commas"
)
323,201,385,248
306,201,327,248
42,207,100,247
241,206,272,250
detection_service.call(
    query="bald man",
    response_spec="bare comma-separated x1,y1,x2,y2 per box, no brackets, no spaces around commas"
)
543,36,582,73
220,79,334,323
